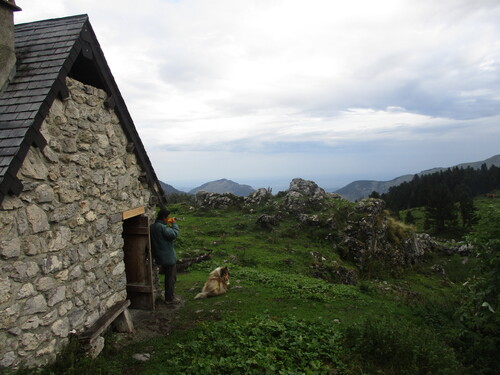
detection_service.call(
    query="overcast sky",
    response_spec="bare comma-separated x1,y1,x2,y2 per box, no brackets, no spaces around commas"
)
15,0,500,191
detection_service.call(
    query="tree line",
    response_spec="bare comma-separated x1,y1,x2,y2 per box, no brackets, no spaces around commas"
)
374,164,500,234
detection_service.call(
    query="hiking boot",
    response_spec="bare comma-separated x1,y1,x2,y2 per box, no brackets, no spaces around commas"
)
164,296,182,305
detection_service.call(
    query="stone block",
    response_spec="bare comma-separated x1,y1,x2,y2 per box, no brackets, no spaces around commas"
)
40,255,63,274
0,238,20,259
17,283,36,299
0,277,12,303
35,184,54,203
21,333,42,351
87,336,105,359
26,205,50,233
112,308,134,333
48,286,66,307
36,276,56,292
51,318,70,338
23,295,48,315
18,148,49,181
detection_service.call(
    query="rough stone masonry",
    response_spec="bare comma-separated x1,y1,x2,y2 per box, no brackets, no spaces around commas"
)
0,77,157,368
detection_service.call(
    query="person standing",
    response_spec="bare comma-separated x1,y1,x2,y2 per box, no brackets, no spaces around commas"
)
150,208,181,304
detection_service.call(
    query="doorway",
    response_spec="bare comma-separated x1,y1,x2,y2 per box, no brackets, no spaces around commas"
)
122,213,155,310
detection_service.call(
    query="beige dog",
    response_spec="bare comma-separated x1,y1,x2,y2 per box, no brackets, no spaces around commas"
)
194,266,230,299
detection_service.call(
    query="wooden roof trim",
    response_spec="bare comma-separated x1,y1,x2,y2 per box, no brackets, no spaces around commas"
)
0,0,22,11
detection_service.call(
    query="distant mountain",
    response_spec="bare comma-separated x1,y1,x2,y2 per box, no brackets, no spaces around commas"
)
159,181,186,195
335,154,500,201
334,175,414,202
189,178,256,196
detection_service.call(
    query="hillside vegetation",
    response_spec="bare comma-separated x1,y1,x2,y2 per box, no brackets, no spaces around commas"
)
12,179,499,375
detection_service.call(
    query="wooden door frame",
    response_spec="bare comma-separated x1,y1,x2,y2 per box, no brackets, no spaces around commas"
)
121,207,155,310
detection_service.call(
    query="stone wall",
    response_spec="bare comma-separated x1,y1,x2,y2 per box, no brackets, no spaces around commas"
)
0,77,157,369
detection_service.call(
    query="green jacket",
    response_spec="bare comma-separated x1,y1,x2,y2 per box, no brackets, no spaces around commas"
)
150,220,179,266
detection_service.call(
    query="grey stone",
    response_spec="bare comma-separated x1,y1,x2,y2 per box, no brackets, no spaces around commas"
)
36,339,57,358
12,261,40,282
17,283,36,299
88,336,105,359
23,295,48,316
0,277,11,304
21,333,42,351
48,286,66,307
51,318,70,338
35,184,54,203
36,276,56,292
23,235,48,256
0,238,21,259
40,256,63,274
20,316,42,330
69,309,86,329
112,262,125,276
50,203,78,223
132,353,150,362
26,205,50,233
18,148,49,181
48,227,71,252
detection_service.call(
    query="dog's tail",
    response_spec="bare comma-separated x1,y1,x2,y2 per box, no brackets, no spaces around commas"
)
194,292,208,299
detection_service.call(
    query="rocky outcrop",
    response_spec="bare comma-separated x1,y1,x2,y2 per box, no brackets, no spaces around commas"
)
245,188,272,205
281,178,331,214
195,191,243,209
337,199,436,272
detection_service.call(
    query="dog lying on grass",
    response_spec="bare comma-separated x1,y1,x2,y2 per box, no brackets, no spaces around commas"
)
194,266,230,299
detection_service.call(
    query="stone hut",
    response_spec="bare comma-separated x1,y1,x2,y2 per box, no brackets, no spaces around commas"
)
0,3,167,369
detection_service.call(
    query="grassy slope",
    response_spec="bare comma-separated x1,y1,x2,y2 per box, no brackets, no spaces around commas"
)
18,194,500,375
127,201,464,374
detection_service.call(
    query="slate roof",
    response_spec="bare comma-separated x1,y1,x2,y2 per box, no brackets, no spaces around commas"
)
0,15,166,205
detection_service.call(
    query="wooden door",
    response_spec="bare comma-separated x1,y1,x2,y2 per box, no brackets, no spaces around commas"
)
122,215,155,310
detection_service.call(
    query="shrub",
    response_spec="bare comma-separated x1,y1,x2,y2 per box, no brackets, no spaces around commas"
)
456,206,500,374
149,316,346,375
343,318,463,375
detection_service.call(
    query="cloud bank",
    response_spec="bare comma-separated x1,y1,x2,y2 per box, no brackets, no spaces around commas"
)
16,0,500,189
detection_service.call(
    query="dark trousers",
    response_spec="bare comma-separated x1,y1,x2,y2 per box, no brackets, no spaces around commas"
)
163,264,177,301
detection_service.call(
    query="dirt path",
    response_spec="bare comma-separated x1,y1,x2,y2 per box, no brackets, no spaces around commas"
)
116,298,186,345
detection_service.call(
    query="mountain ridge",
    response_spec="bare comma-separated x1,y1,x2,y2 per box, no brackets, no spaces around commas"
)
335,154,500,201
188,178,256,196
159,181,186,195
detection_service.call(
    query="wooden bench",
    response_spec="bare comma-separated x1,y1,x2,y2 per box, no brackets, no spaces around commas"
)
79,299,134,346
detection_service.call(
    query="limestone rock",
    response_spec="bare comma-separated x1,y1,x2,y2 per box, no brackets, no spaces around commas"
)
26,205,49,233
288,178,327,198
87,336,105,359
23,295,48,316
195,191,243,209
0,238,21,259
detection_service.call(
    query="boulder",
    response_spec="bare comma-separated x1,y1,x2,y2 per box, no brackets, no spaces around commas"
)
288,178,327,198
281,178,328,214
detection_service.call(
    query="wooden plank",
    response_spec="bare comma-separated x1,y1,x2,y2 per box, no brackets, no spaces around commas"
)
79,300,131,342
126,283,153,293
122,206,145,220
